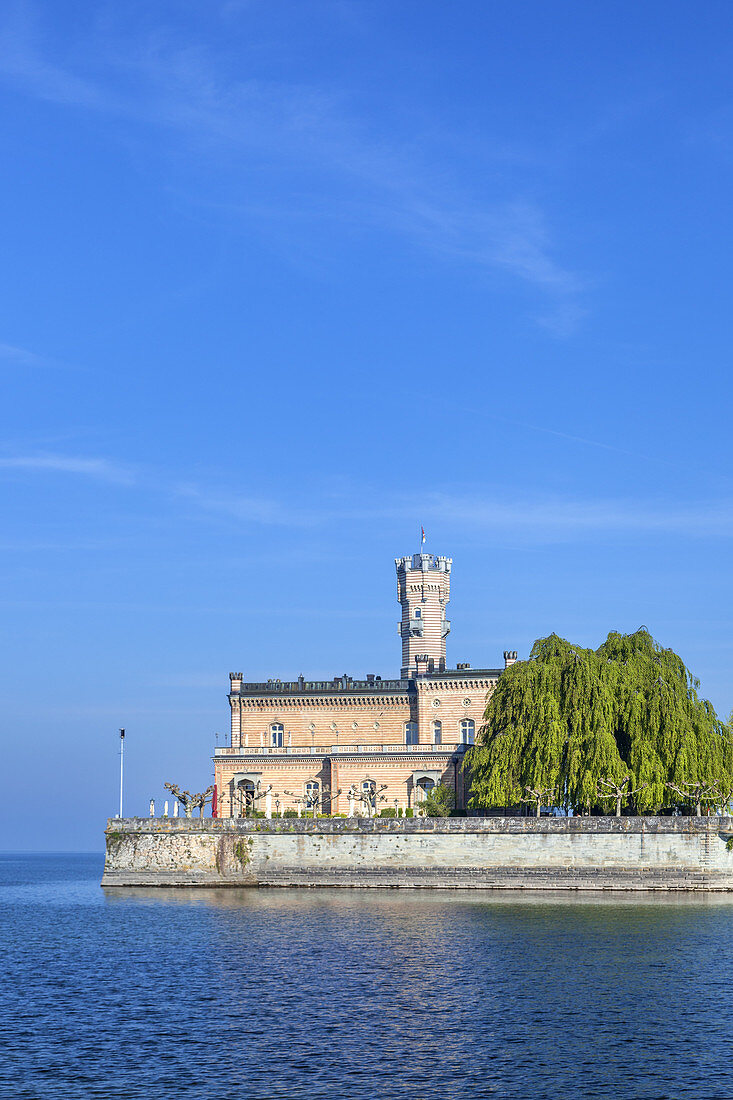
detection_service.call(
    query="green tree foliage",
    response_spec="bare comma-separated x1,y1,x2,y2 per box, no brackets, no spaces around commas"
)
422,783,456,817
467,629,733,813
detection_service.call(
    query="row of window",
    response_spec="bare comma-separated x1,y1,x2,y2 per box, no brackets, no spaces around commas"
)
234,776,437,814
405,719,474,745
267,720,474,747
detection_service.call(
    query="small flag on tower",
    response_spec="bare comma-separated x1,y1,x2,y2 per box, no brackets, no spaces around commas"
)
421,526,426,544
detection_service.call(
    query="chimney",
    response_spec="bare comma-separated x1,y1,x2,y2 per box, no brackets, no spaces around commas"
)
503,651,518,668
229,672,243,693
415,654,430,677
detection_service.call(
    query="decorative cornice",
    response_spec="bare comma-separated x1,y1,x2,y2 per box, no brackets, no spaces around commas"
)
234,694,411,708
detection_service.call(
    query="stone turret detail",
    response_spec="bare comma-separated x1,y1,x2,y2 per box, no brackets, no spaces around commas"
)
395,553,452,678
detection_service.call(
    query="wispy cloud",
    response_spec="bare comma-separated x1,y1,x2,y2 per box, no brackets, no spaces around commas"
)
413,492,733,539
482,411,684,470
1,446,731,541
176,480,733,541
175,484,315,526
0,6,584,327
0,342,61,368
0,453,134,484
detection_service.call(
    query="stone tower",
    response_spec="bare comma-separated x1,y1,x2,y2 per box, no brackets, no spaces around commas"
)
395,553,452,678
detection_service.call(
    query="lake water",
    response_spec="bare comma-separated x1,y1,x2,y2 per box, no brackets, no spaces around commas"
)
1,854,732,1100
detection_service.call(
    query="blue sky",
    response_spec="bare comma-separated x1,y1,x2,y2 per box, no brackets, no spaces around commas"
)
1,0,732,849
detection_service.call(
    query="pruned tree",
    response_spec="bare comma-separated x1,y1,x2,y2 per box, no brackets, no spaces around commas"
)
165,782,215,818
230,781,273,817
347,782,388,817
282,789,308,815
284,785,342,817
467,629,733,815
314,785,341,816
521,786,557,818
597,776,648,818
665,780,724,816
191,786,215,817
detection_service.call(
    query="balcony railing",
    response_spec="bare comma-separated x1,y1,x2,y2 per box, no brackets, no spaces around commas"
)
215,743,466,756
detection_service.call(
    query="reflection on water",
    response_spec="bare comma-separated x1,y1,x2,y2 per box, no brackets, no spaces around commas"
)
104,883,733,908
1,854,732,1100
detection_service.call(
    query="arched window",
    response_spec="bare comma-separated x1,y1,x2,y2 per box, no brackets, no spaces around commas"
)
271,723,284,747
405,721,418,745
305,780,320,809
361,779,376,811
460,719,475,745
433,720,442,745
414,607,422,619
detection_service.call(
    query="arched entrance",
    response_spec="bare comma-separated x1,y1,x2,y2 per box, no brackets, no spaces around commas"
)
236,779,256,816
409,770,442,810
231,771,263,817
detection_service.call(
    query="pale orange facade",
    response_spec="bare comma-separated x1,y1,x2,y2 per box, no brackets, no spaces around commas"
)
214,553,515,816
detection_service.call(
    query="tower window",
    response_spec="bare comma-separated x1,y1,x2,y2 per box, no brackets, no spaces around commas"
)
459,719,475,745
433,720,442,745
271,723,284,747
405,721,418,745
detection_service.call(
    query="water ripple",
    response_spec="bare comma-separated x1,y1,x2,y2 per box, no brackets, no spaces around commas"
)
0,854,732,1100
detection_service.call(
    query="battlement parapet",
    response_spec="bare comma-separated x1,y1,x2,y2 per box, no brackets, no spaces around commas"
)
395,554,452,573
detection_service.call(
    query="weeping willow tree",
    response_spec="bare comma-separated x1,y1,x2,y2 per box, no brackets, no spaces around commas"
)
467,629,733,814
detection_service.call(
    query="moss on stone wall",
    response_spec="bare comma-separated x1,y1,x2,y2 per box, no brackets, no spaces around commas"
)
233,838,253,867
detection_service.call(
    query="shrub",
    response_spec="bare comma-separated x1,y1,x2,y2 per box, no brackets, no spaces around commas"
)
423,784,456,818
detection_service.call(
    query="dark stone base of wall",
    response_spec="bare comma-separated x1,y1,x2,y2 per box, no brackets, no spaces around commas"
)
258,868,731,890
101,867,732,891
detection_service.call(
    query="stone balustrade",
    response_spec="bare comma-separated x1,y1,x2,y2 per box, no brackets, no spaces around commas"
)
214,742,465,756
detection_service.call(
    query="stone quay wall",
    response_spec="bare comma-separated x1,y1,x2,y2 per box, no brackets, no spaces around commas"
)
102,816,733,891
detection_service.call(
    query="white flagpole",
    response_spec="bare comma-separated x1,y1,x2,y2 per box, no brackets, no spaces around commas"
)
118,728,125,818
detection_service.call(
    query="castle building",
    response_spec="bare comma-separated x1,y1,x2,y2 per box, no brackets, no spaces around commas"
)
213,553,516,816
